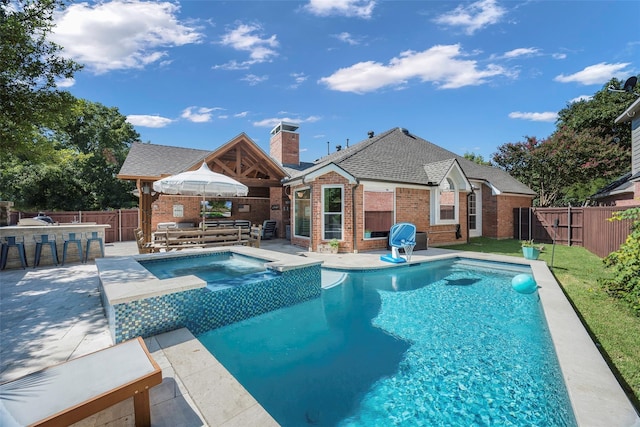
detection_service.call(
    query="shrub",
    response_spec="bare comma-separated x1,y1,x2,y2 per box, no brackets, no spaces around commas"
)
599,207,640,316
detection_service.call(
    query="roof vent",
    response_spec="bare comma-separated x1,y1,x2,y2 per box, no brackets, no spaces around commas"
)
367,131,374,138
401,128,409,135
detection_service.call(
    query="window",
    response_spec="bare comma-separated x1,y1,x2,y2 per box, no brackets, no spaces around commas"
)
323,186,343,240
364,190,393,238
294,188,311,238
432,178,458,224
468,191,477,230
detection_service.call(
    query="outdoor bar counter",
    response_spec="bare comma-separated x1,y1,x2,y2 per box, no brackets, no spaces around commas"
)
0,223,110,270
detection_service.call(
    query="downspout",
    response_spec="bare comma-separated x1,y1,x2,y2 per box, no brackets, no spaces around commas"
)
352,183,359,253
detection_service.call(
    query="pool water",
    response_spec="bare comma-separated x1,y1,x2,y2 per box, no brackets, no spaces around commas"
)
198,259,577,426
138,252,278,289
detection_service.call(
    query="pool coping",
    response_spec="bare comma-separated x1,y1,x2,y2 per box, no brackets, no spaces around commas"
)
99,248,640,426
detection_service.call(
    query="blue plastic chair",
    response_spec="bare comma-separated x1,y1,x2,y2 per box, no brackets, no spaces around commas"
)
85,231,105,262
1,236,28,269
62,232,84,265
34,234,59,267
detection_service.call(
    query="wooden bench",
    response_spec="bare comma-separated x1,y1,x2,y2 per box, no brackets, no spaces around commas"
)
135,228,160,254
152,225,261,250
0,337,162,427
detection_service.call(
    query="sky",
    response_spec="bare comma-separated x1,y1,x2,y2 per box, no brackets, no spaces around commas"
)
49,0,639,163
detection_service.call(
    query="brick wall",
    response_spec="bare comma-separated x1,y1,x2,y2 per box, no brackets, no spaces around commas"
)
270,131,300,166
482,184,498,238
151,195,270,229
495,194,532,239
290,178,475,252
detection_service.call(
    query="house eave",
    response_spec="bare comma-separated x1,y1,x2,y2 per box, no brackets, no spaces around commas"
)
615,97,640,124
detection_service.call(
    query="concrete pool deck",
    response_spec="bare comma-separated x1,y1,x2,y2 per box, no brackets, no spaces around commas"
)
1,240,638,426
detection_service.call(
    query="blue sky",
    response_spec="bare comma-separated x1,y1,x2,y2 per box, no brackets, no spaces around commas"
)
50,0,638,163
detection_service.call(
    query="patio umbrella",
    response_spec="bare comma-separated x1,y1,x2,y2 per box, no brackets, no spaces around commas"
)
153,162,248,226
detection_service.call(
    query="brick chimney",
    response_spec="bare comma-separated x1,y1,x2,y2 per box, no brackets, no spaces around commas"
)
270,122,300,166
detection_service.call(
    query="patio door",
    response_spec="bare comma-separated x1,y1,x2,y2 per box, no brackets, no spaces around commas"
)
469,187,482,237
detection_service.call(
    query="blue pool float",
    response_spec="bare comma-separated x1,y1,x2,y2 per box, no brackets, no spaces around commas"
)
512,274,537,294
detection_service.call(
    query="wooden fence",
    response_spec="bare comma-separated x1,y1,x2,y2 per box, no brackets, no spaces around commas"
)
514,206,635,258
8,209,139,243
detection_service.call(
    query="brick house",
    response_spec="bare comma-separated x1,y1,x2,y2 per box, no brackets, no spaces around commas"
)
590,97,640,206
274,125,536,253
118,133,289,241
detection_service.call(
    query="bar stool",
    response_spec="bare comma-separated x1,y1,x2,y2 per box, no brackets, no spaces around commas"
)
1,236,28,270
34,234,59,267
85,231,105,262
62,232,84,265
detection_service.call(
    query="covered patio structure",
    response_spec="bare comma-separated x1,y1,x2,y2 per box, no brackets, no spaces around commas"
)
117,134,289,243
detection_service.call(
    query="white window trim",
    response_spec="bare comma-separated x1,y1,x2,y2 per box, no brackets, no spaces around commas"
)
293,187,311,239
322,184,344,241
431,179,459,225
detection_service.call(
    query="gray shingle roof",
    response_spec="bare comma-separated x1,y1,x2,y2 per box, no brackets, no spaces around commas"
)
118,142,210,178
288,127,535,196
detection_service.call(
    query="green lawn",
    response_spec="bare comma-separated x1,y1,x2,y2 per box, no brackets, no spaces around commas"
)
440,237,640,407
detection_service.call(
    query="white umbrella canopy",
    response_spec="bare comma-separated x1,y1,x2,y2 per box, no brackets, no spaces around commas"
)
153,162,248,197
153,163,248,227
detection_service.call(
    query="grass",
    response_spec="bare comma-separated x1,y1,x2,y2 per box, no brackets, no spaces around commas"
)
440,237,640,408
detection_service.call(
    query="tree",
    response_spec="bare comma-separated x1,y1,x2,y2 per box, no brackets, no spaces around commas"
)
556,77,636,152
492,128,628,206
492,78,636,206
56,100,139,210
0,99,139,210
0,0,82,161
463,152,491,166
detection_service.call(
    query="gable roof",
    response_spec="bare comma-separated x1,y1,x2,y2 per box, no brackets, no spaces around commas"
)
119,135,288,183
286,127,536,196
118,142,209,179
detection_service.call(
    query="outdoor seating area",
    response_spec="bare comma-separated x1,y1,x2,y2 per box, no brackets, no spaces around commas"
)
0,225,109,270
148,224,261,251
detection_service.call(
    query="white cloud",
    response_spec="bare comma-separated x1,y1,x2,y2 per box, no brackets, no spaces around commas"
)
290,72,308,89
55,77,75,88
508,111,557,122
181,106,217,123
306,0,376,19
434,0,506,35
568,95,592,103
502,47,539,59
127,115,173,128
234,111,249,118
216,23,278,69
52,1,202,74
333,32,360,45
319,44,512,93
554,62,631,85
253,116,321,128
241,74,268,85
552,53,567,60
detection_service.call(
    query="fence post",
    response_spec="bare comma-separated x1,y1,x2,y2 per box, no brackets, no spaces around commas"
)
567,206,571,246
118,209,122,242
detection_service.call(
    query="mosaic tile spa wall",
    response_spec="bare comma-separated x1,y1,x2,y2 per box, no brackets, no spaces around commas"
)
106,264,321,343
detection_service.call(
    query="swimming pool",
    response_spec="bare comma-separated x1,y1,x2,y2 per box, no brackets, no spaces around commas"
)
138,252,280,289
198,258,577,426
